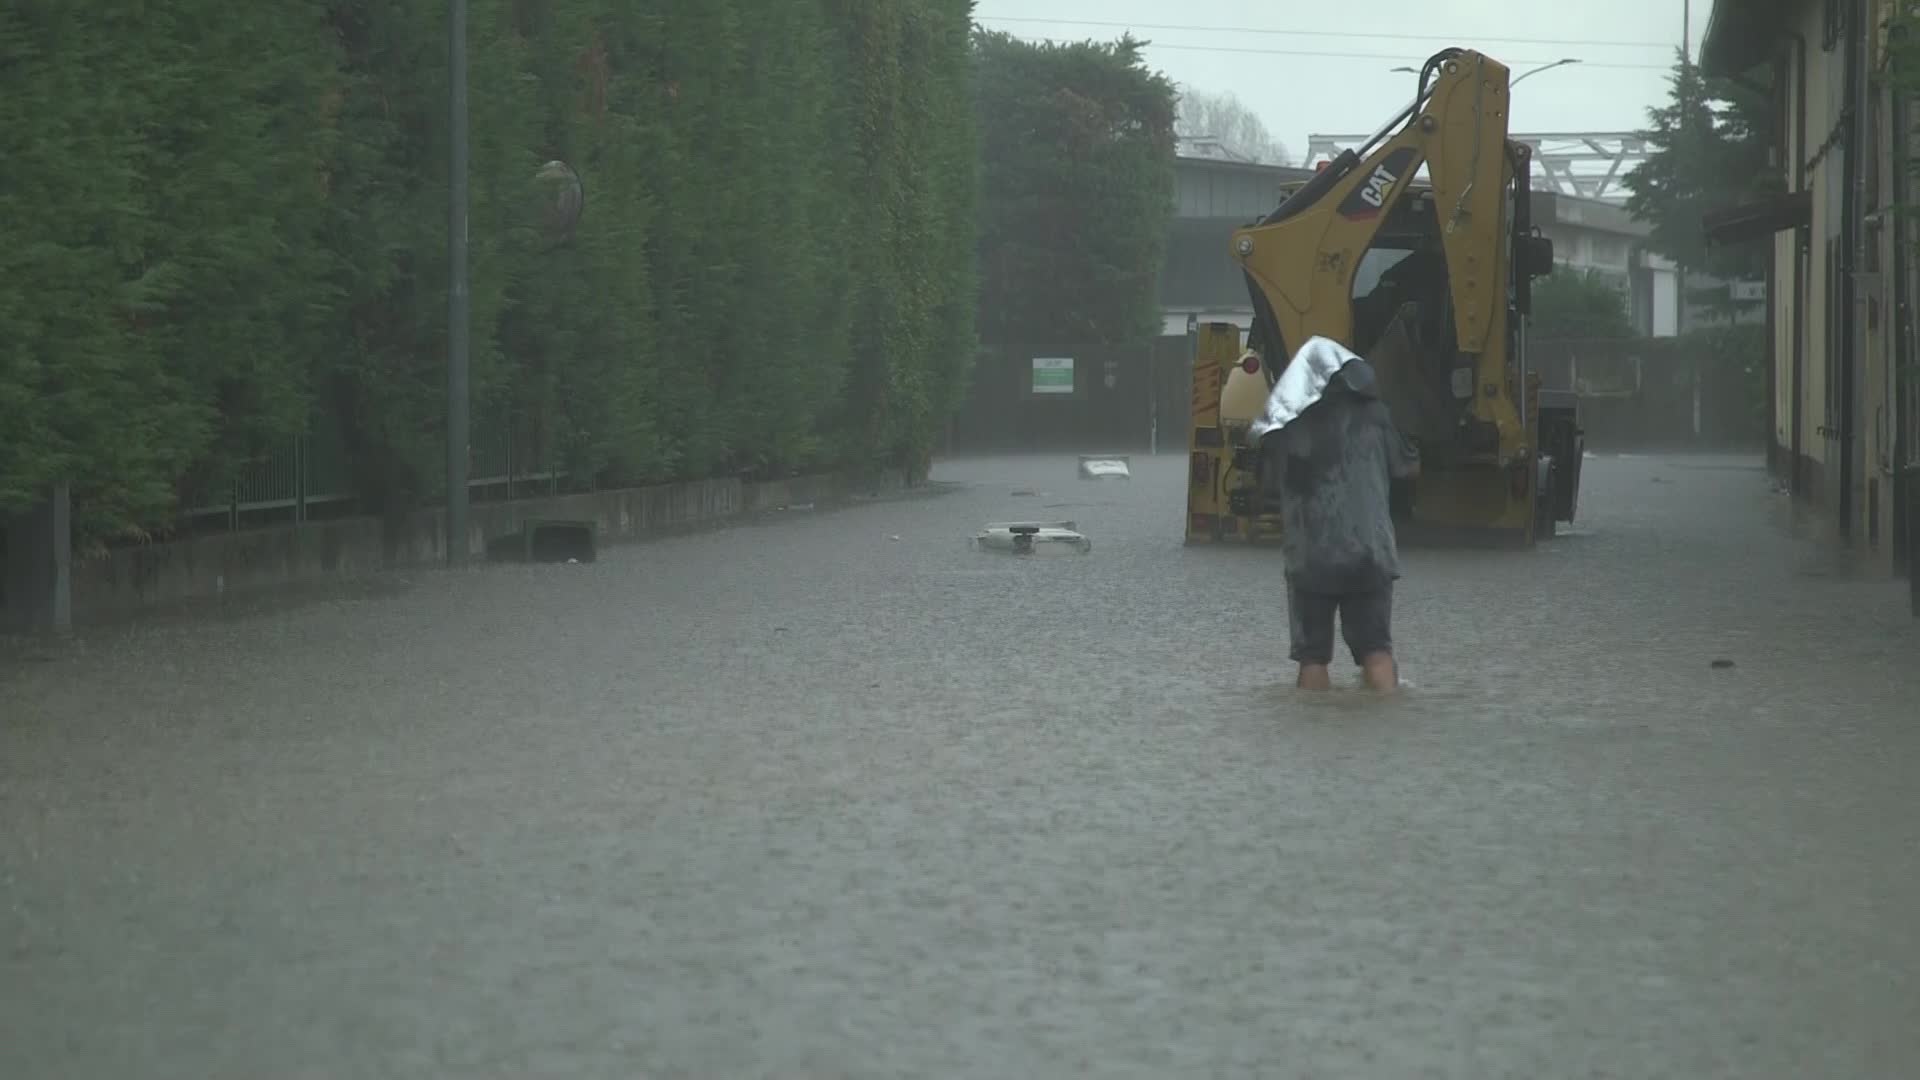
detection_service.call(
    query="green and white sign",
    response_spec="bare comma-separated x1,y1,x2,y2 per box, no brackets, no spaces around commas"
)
1031,356,1074,394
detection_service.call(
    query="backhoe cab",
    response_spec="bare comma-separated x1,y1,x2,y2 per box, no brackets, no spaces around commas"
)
1184,48,1582,547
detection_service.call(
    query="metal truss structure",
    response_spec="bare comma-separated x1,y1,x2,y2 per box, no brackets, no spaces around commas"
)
1302,132,1649,204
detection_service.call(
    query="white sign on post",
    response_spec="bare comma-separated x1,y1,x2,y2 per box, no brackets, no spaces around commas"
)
1031,357,1074,394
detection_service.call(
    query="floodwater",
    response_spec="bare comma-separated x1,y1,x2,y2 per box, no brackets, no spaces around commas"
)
3,453,1917,1078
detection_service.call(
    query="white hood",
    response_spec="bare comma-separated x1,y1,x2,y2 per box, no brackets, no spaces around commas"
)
1247,336,1371,442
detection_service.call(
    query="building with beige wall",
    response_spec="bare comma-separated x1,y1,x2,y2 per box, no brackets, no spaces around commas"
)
1703,0,1917,589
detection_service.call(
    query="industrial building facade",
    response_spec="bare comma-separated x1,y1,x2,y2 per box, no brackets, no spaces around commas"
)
1703,0,1918,586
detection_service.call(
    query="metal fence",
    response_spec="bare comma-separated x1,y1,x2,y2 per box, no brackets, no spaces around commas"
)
1901,358,1919,613
1528,337,1764,449
467,407,566,502
1904,360,1920,473
948,335,1763,456
1527,336,1684,397
176,405,566,533
949,340,1193,454
177,413,355,531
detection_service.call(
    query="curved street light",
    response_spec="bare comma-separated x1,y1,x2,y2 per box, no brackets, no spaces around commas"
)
1337,57,1585,169
1513,57,1582,85
1389,57,1583,84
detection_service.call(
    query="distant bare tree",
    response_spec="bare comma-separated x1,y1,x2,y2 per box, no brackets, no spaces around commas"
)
1174,86,1290,164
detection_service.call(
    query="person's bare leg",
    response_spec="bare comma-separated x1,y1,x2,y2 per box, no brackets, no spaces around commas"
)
1297,663,1333,690
1358,651,1398,692
1289,581,1336,691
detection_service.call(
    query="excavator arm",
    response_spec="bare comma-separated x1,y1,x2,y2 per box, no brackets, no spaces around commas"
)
1232,49,1523,447
1185,47,1570,547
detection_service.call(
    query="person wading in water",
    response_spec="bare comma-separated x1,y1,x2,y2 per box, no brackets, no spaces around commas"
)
1263,354,1420,692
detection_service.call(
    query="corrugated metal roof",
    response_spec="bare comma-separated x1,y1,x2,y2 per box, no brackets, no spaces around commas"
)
1700,0,1797,77
1702,190,1811,244
1173,155,1316,220
1532,192,1652,237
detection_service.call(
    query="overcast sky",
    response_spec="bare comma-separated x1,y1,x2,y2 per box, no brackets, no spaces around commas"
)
971,0,1711,161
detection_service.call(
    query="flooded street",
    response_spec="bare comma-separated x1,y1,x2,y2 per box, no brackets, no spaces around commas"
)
4,453,1918,1078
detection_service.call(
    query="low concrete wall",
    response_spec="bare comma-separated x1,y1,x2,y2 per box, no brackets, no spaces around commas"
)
70,470,901,626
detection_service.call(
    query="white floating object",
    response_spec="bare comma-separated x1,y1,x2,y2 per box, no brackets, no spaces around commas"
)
1078,455,1131,480
970,520,1091,555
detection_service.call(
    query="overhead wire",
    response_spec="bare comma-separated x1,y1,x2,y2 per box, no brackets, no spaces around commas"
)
972,14,1677,52
996,34,1672,72
1041,39,1672,71
974,14,1664,171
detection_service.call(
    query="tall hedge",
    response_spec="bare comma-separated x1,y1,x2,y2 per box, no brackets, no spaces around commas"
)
0,2,342,540
0,0,978,541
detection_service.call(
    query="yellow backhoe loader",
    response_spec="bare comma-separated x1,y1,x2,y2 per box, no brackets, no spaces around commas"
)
1185,48,1582,547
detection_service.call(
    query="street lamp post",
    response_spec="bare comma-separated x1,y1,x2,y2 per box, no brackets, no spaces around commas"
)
448,0,471,568
1513,57,1582,86
1389,57,1582,84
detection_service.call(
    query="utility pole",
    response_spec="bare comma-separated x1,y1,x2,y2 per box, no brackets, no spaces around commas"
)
1678,0,1691,341
447,0,471,567
1680,0,1696,439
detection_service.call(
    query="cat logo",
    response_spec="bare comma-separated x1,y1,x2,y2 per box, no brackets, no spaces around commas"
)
1360,164,1398,209
1336,147,1418,220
